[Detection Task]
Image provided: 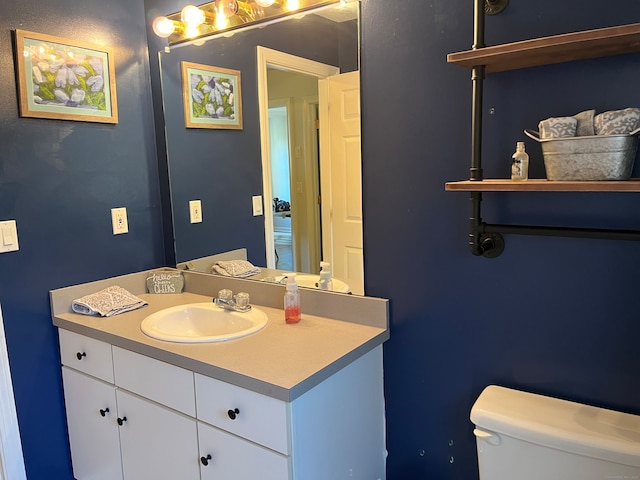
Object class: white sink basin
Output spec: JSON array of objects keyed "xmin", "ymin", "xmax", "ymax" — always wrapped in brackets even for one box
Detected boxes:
[
  {"xmin": 272, "ymin": 274, "xmax": 350, "ymax": 293},
  {"xmin": 141, "ymin": 302, "xmax": 268, "ymax": 343}
]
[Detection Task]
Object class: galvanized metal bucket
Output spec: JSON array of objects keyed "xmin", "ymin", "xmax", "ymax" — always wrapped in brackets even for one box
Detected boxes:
[{"xmin": 524, "ymin": 127, "xmax": 640, "ymax": 181}]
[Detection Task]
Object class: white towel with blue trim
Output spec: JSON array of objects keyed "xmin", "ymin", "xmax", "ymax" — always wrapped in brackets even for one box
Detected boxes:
[
  {"xmin": 212, "ymin": 260, "xmax": 261, "ymax": 278},
  {"xmin": 72, "ymin": 286, "xmax": 148, "ymax": 317}
]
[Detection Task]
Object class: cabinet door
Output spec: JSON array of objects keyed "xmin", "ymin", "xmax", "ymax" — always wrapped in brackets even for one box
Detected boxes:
[
  {"xmin": 198, "ymin": 422, "xmax": 289, "ymax": 480},
  {"xmin": 116, "ymin": 389, "xmax": 199, "ymax": 480},
  {"xmin": 61, "ymin": 367, "xmax": 123, "ymax": 480}
]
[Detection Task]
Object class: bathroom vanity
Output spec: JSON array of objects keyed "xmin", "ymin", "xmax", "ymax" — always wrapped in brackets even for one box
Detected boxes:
[{"xmin": 50, "ymin": 269, "xmax": 389, "ymax": 480}]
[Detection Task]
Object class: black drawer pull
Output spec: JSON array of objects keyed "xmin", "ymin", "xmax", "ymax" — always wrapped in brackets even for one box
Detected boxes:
[{"xmin": 227, "ymin": 408, "xmax": 240, "ymax": 420}]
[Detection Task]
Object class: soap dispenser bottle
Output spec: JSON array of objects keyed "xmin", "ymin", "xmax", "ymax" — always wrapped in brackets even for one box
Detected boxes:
[
  {"xmin": 318, "ymin": 262, "xmax": 333, "ymax": 291},
  {"xmin": 284, "ymin": 274, "xmax": 301, "ymax": 324},
  {"xmin": 511, "ymin": 141, "xmax": 529, "ymax": 181}
]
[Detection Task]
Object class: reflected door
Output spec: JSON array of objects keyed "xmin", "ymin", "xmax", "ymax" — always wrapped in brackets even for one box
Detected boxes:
[{"xmin": 320, "ymin": 71, "xmax": 363, "ymax": 295}]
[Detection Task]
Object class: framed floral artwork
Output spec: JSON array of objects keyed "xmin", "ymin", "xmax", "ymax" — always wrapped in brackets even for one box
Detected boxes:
[
  {"xmin": 181, "ymin": 61, "xmax": 242, "ymax": 130},
  {"xmin": 14, "ymin": 30, "xmax": 118, "ymax": 124}
]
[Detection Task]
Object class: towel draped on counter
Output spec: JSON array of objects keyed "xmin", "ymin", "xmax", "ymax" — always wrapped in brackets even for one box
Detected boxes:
[{"xmin": 71, "ymin": 286, "xmax": 148, "ymax": 317}]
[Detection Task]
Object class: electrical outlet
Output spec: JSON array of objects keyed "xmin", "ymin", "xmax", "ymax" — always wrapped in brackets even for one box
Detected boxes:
[
  {"xmin": 189, "ymin": 200, "xmax": 203, "ymax": 223},
  {"xmin": 111, "ymin": 207, "xmax": 128, "ymax": 235}
]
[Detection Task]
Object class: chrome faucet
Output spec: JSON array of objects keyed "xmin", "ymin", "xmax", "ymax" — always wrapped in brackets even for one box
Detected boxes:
[{"xmin": 213, "ymin": 289, "xmax": 252, "ymax": 312}]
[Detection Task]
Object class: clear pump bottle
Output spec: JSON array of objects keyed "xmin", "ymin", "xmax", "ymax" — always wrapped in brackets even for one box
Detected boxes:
[
  {"xmin": 511, "ymin": 141, "xmax": 529, "ymax": 181},
  {"xmin": 284, "ymin": 274, "xmax": 301, "ymax": 324},
  {"xmin": 318, "ymin": 262, "xmax": 333, "ymax": 291}
]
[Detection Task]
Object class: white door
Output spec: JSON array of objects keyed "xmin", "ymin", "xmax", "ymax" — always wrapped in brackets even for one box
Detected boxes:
[
  {"xmin": 319, "ymin": 71, "xmax": 364, "ymax": 295},
  {"xmin": 61, "ymin": 367, "xmax": 123, "ymax": 480},
  {"xmin": 116, "ymin": 389, "xmax": 199, "ymax": 480}
]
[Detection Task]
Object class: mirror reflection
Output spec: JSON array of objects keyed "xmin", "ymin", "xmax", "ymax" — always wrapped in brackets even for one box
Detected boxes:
[{"xmin": 159, "ymin": 1, "xmax": 363, "ymax": 294}]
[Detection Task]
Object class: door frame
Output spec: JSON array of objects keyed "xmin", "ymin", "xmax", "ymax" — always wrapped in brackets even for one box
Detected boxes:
[
  {"xmin": 0, "ymin": 303, "xmax": 26, "ymax": 480},
  {"xmin": 257, "ymin": 46, "xmax": 339, "ymax": 269}
]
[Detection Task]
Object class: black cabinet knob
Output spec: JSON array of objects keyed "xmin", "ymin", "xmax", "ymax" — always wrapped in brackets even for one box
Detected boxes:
[
  {"xmin": 117, "ymin": 416, "xmax": 127, "ymax": 426},
  {"xmin": 99, "ymin": 408, "xmax": 110, "ymax": 417},
  {"xmin": 227, "ymin": 408, "xmax": 240, "ymax": 420},
  {"xmin": 76, "ymin": 352, "xmax": 86, "ymax": 360},
  {"xmin": 200, "ymin": 454, "xmax": 212, "ymax": 466}
]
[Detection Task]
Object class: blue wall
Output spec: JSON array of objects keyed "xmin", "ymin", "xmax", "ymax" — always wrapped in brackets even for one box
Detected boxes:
[
  {"xmin": 361, "ymin": 1, "xmax": 640, "ymax": 478},
  {"xmin": 0, "ymin": 0, "xmax": 165, "ymax": 478},
  {"xmin": 1, "ymin": 0, "xmax": 640, "ymax": 479}
]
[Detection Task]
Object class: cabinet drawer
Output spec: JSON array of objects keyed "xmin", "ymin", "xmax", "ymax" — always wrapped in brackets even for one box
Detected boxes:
[
  {"xmin": 195, "ymin": 374, "xmax": 289, "ymax": 455},
  {"xmin": 198, "ymin": 421, "xmax": 289, "ymax": 480},
  {"xmin": 59, "ymin": 329, "xmax": 114, "ymax": 383},
  {"xmin": 113, "ymin": 346, "xmax": 195, "ymax": 417}
]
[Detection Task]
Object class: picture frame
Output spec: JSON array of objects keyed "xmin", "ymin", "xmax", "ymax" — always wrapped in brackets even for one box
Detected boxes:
[
  {"xmin": 14, "ymin": 30, "xmax": 118, "ymax": 124},
  {"xmin": 181, "ymin": 61, "xmax": 242, "ymax": 130}
]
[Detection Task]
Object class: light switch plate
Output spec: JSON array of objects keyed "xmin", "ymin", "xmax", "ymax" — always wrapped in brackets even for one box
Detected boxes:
[
  {"xmin": 111, "ymin": 207, "xmax": 128, "ymax": 235},
  {"xmin": 252, "ymin": 195, "xmax": 263, "ymax": 216},
  {"xmin": 0, "ymin": 220, "xmax": 19, "ymax": 253},
  {"xmin": 189, "ymin": 200, "xmax": 203, "ymax": 223}
]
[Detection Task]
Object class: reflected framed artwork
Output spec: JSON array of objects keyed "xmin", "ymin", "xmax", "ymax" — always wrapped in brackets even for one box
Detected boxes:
[
  {"xmin": 14, "ymin": 30, "xmax": 118, "ymax": 124},
  {"xmin": 181, "ymin": 61, "xmax": 243, "ymax": 130}
]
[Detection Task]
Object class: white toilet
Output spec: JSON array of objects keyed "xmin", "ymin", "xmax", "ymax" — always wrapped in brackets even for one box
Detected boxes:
[{"xmin": 471, "ymin": 385, "xmax": 640, "ymax": 479}]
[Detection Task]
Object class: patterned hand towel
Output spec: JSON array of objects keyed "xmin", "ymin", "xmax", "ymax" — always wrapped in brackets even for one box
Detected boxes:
[
  {"xmin": 72, "ymin": 286, "xmax": 148, "ymax": 317},
  {"xmin": 212, "ymin": 260, "xmax": 261, "ymax": 278}
]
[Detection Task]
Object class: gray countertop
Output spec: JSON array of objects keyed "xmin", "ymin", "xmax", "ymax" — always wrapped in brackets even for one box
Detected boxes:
[{"xmin": 51, "ymin": 269, "xmax": 389, "ymax": 401}]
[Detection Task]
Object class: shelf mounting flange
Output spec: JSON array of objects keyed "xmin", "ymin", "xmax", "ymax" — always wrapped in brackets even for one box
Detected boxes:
[{"xmin": 485, "ymin": 0, "xmax": 509, "ymax": 15}]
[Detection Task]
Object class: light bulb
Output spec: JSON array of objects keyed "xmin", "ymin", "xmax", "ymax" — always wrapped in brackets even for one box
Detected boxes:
[
  {"xmin": 214, "ymin": 0, "xmax": 239, "ymax": 17},
  {"xmin": 152, "ymin": 16, "xmax": 177, "ymax": 38},
  {"xmin": 254, "ymin": 0, "xmax": 275, "ymax": 6},
  {"xmin": 181, "ymin": 5, "xmax": 206, "ymax": 26},
  {"xmin": 286, "ymin": 0, "xmax": 299, "ymax": 11}
]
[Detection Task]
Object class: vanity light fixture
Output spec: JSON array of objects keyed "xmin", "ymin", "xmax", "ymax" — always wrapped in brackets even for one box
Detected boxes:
[{"xmin": 152, "ymin": 0, "xmax": 347, "ymax": 46}]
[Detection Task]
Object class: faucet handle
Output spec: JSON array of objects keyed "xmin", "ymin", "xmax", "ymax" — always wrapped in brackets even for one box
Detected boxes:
[
  {"xmin": 234, "ymin": 292, "xmax": 250, "ymax": 308},
  {"xmin": 217, "ymin": 289, "xmax": 233, "ymax": 301}
]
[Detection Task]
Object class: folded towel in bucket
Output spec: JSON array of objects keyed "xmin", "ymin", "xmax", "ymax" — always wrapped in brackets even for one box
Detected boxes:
[
  {"xmin": 594, "ymin": 107, "xmax": 640, "ymax": 135},
  {"xmin": 538, "ymin": 116, "xmax": 577, "ymax": 139},
  {"xmin": 212, "ymin": 260, "xmax": 261, "ymax": 278},
  {"xmin": 72, "ymin": 286, "xmax": 147, "ymax": 317}
]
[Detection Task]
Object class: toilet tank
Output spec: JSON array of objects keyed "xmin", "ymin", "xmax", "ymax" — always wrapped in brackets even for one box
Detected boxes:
[{"xmin": 471, "ymin": 385, "xmax": 640, "ymax": 480}]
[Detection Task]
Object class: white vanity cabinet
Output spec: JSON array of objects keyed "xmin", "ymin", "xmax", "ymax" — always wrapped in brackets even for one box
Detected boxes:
[{"xmin": 59, "ymin": 328, "xmax": 386, "ymax": 480}]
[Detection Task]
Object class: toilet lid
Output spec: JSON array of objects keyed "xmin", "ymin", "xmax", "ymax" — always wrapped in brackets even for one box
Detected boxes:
[{"xmin": 471, "ymin": 385, "xmax": 640, "ymax": 468}]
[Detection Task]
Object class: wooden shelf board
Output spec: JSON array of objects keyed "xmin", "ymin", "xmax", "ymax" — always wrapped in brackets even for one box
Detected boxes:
[
  {"xmin": 447, "ymin": 23, "xmax": 640, "ymax": 72},
  {"xmin": 445, "ymin": 179, "xmax": 640, "ymax": 192}
]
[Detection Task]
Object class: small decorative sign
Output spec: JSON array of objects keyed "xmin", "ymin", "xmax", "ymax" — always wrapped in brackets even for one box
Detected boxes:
[{"xmin": 146, "ymin": 271, "xmax": 184, "ymax": 294}]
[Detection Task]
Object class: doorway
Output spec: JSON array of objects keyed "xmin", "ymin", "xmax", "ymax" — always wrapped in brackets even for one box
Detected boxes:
[
  {"xmin": 268, "ymin": 101, "xmax": 293, "ymax": 271},
  {"xmin": 257, "ymin": 47, "xmax": 364, "ymax": 293},
  {"xmin": 257, "ymin": 47, "xmax": 338, "ymax": 274}
]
